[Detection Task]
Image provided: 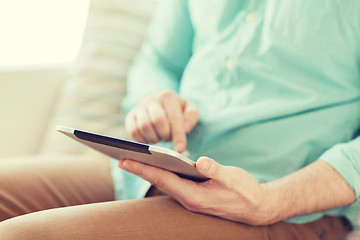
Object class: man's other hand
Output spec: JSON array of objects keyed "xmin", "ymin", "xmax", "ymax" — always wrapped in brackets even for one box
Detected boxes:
[
  {"xmin": 119, "ymin": 157, "xmax": 274, "ymax": 225},
  {"xmin": 125, "ymin": 90, "xmax": 199, "ymax": 153}
]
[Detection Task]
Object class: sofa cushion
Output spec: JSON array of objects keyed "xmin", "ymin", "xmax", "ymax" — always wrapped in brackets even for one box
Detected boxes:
[{"xmin": 41, "ymin": 0, "xmax": 157, "ymax": 154}]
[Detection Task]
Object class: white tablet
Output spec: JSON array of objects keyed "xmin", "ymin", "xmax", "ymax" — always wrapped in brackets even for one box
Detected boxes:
[{"xmin": 56, "ymin": 126, "xmax": 208, "ymax": 182}]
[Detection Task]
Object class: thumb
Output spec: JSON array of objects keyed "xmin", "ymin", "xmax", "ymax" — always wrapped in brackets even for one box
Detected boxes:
[{"xmin": 196, "ymin": 157, "xmax": 224, "ymax": 179}]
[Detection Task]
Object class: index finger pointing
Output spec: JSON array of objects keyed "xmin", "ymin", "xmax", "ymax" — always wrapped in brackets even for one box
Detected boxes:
[{"xmin": 162, "ymin": 97, "xmax": 187, "ymax": 153}]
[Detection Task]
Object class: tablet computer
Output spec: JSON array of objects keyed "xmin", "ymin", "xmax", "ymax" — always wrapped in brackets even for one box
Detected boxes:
[{"xmin": 56, "ymin": 126, "xmax": 209, "ymax": 182}]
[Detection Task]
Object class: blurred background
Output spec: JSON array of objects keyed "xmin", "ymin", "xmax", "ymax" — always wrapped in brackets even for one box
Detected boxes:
[
  {"xmin": 0, "ymin": 0, "xmax": 89, "ymax": 70},
  {"xmin": 0, "ymin": 0, "xmax": 158, "ymax": 158}
]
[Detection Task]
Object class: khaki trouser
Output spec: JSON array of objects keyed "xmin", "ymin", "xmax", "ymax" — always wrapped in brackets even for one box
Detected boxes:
[{"xmin": 0, "ymin": 154, "xmax": 349, "ymax": 239}]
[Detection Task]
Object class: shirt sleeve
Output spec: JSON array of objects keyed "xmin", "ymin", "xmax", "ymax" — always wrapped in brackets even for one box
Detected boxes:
[
  {"xmin": 122, "ymin": 0, "xmax": 193, "ymax": 114},
  {"xmin": 319, "ymin": 136, "xmax": 360, "ymax": 200}
]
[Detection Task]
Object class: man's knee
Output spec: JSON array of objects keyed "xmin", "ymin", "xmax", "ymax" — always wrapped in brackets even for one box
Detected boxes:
[{"xmin": 0, "ymin": 212, "xmax": 53, "ymax": 240}]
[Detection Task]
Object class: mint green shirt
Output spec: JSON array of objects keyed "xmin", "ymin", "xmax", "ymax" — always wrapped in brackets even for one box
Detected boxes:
[{"xmin": 112, "ymin": 0, "xmax": 360, "ymax": 225}]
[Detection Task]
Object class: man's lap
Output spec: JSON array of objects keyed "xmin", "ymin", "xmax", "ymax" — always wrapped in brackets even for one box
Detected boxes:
[
  {"xmin": 0, "ymin": 154, "xmax": 114, "ymax": 222},
  {"xmin": 0, "ymin": 196, "xmax": 348, "ymax": 240},
  {"xmin": 0, "ymin": 155, "xmax": 349, "ymax": 239}
]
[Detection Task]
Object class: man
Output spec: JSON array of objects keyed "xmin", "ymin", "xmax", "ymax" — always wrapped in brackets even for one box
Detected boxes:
[
  {"xmin": 0, "ymin": 0, "xmax": 359, "ymax": 239},
  {"xmin": 118, "ymin": 0, "xmax": 360, "ymax": 237}
]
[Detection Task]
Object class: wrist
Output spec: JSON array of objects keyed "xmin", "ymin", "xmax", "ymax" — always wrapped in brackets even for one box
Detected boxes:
[{"xmin": 258, "ymin": 183, "xmax": 282, "ymax": 225}]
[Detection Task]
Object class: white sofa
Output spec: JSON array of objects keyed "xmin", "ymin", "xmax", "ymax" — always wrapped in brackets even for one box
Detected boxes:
[{"xmin": 0, "ymin": 0, "xmax": 156, "ymax": 158}]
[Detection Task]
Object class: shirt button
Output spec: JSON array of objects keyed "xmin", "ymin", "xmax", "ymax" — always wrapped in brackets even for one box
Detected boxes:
[
  {"xmin": 245, "ymin": 12, "xmax": 256, "ymax": 23},
  {"xmin": 225, "ymin": 58, "xmax": 234, "ymax": 70},
  {"xmin": 207, "ymin": 104, "xmax": 217, "ymax": 112}
]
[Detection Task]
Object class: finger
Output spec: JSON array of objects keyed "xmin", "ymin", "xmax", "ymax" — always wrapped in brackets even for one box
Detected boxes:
[
  {"xmin": 196, "ymin": 157, "xmax": 225, "ymax": 180},
  {"xmin": 119, "ymin": 159, "xmax": 197, "ymax": 199},
  {"xmin": 125, "ymin": 113, "xmax": 147, "ymax": 143},
  {"xmin": 183, "ymin": 102, "xmax": 199, "ymax": 133},
  {"xmin": 135, "ymin": 109, "xmax": 161, "ymax": 143},
  {"xmin": 147, "ymin": 103, "xmax": 171, "ymax": 141},
  {"xmin": 162, "ymin": 97, "xmax": 187, "ymax": 153}
]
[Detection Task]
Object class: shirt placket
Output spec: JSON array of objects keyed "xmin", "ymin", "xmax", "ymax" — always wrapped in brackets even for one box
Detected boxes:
[{"xmin": 213, "ymin": 1, "xmax": 262, "ymax": 111}]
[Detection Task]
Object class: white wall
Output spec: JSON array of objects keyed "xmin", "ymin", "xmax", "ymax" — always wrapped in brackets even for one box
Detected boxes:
[{"xmin": 0, "ymin": 0, "xmax": 89, "ymax": 70}]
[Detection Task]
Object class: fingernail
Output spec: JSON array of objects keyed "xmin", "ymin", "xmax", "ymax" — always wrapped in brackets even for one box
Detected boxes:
[
  {"xmin": 175, "ymin": 143, "xmax": 185, "ymax": 153},
  {"xmin": 121, "ymin": 160, "xmax": 130, "ymax": 170}
]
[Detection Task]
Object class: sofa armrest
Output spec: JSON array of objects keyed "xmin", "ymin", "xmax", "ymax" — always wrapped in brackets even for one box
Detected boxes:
[{"xmin": 0, "ymin": 69, "xmax": 67, "ymax": 157}]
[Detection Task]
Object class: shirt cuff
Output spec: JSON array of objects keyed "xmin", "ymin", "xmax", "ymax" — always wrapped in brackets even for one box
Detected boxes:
[{"xmin": 319, "ymin": 137, "xmax": 360, "ymax": 200}]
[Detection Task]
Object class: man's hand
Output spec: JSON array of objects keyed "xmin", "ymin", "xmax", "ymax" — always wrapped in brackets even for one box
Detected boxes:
[
  {"xmin": 125, "ymin": 90, "xmax": 199, "ymax": 153},
  {"xmin": 118, "ymin": 157, "xmax": 274, "ymax": 225}
]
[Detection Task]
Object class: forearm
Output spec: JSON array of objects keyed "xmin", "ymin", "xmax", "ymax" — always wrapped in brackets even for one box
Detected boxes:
[
  {"xmin": 123, "ymin": 0, "xmax": 193, "ymax": 113},
  {"xmin": 262, "ymin": 160, "xmax": 356, "ymax": 224}
]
